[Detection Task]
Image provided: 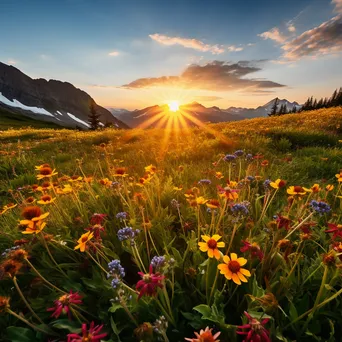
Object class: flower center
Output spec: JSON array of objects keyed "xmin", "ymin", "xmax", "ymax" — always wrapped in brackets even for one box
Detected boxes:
[
  {"xmin": 58, "ymin": 294, "xmax": 70, "ymax": 305},
  {"xmin": 22, "ymin": 206, "xmax": 41, "ymax": 220},
  {"xmin": 228, "ymin": 260, "xmax": 241, "ymax": 273},
  {"xmin": 142, "ymin": 274, "xmax": 151, "ymax": 283},
  {"xmin": 81, "ymin": 236, "xmax": 89, "ymax": 243},
  {"xmin": 40, "ymin": 167, "xmax": 53, "ymax": 175},
  {"xmin": 294, "ymin": 186, "xmax": 304, "ymax": 193},
  {"xmin": 207, "ymin": 239, "xmax": 217, "ymax": 249}
]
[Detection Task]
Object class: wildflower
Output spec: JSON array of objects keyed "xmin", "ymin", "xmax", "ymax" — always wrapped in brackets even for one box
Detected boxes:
[
  {"xmin": 0, "ymin": 297, "xmax": 10, "ymax": 313},
  {"xmin": 117, "ymin": 227, "xmax": 140, "ymax": 242},
  {"xmin": 304, "ymin": 183, "xmax": 321, "ymax": 193},
  {"xmin": 332, "ymin": 242, "xmax": 342, "ymax": 261},
  {"xmin": 142, "ymin": 217, "xmax": 152, "ymax": 230},
  {"xmin": 195, "ymin": 196, "xmax": 208, "ymax": 205},
  {"xmin": 198, "ymin": 179, "xmax": 211, "ymax": 185},
  {"xmin": 185, "ymin": 326, "xmax": 221, "ymax": 342},
  {"xmin": 113, "ymin": 167, "xmax": 128, "ymax": 177},
  {"xmin": 278, "ymin": 239, "xmax": 291, "ymax": 249},
  {"xmin": 99, "ymin": 178, "xmax": 112, "ymax": 186},
  {"xmin": 198, "ymin": 235, "xmax": 225, "ymax": 259},
  {"xmin": 1, "ymin": 203, "xmax": 17, "ymax": 214},
  {"xmin": 310, "ymin": 200, "xmax": 331, "ymax": 215},
  {"xmin": 231, "ymin": 202, "xmax": 250, "ymax": 217},
  {"xmin": 246, "ymin": 153, "xmax": 253, "ymax": 160},
  {"xmin": 133, "ymin": 192, "xmax": 146, "ymax": 205},
  {"xmin": 56, "ymin": 184, "xmax": 73, "ymax": 194},
  {"xmin": 20, "ymin": 206, "xmax": 49, "ymax": 234},
  {"xmin": 85, "ymin": 224, "xmax": 105, "ymax": 240},
  {"xmin": 67, "ymin": 322, "xmax": 107, "ymax": 342},
  {"xmin": 323, "ymin": 251, "xmax": 336, "ymax": 267},
  {"xmin": 223, "ymin": 154, "xmax": 236, "ymax": 162},
  {"xmin": 240, "ymin": 240, "xmax": 263, "ymax": 261},
  {"xmin": 74, "ymin": 232, "xmax": 94, "ymax": 252},
  {"xmin": 215, "ymin": 172, "xmax": 224, "ymax": 179},
  {"xmin": 90, "ymin": 213, "xmax": 107, "ymax": 225},
  {"xmin": 37, "ymin": 194, "xmax": 56, "ymax": 205},
  {"xmin": 170, "ymin": 199, "xmax": 180, "ymax": 209},
  {"xmin": 25, "ymin": 196, "xmax": 36, "ymax": 204},
  {"xmin": 36, "ymin": 166, "xmax": 58, "ymax": 180},
  {"xmin": 69, "ymin": 175, "xmax": 83, "ymax": 182},
  {"xmin": 261, "ymin": 160, "xmax": 269, "ymax": 167},
  {"xmin": 37, "ymin": 181, "xmax": 53, "ymax": 192},
  {"xmin": 206, "ymin": 199, "xmax": 220, "ymax": 209},
  {"xmin": 325, "ymin": 223, "xmax": 342, "ymax": 240},
  {"xmin": 108, "ymin": 260, "xmax": 125, "ymax": 289},
  {"xmin": 287, "ymin": 186, "xmax": 306, "ymax": 197},
  {"xmin": 326, "ymin": 184, "xmax": 334, "ymax": 191},
  {"xmin": 335, "ymin": 171, "xmax": 342, "ymax": 182},
  {"xmin": 134, "ymin": 322, "xmax": 154, "ymax": 341},
  {"xmin": 218, "ymin": 186, "xmax": 239, "ymax": 201},
  {"xmin": 35, "ymin": 163, "xmax": 51, "ymax": 171},
  {"xmin": 136, "ymin": 265, "xmax": 164, "ymax": 299},
  {"xmin": 234, "ymin": 150, "xmax": 244, "ymax": 157},
  {"xmin": 150, "ymin": 256, "xmax": 166, "ymax": 271},
  {"xmin": 263, "ymin": 179, "xmax": 271, "ymax": 188},
  {"xmin": 270, "ymin": 179, "xmax": 287, "ymax": 189},
  {"xmin": 116, "ymin": 212, "xmax": 128, "ymax": 221},
  {"xmin": 0, "ymin": 260, "xmax": 23, "ymax": 279},
  {"xmin": 153, "ymin": 315, "xmax": 168, "ymax": 335},
  {"xmin": 276, "ymin": 215, "xmax": 292, "ymax": 230},
  {"xmin": 218, "ymin": 253, "xmax": 251, "ymax": 285},
  {"xmin": 237, "ymin": 311, "xmax": 270, "ymax": 342},
  {"xmin": 246, "ymin": 175, "xmax": 255, "ymax": 182},
  {"xmin": 47, "ymin": 290, "xmax": 82, "ymax": 319},
  {"xmin": 145, "ymin": 164, "xmax": 156, "ymax": 174},
  {"xmin": 173, "ymin": 186, "xmax": 183, "ymax": 191}
]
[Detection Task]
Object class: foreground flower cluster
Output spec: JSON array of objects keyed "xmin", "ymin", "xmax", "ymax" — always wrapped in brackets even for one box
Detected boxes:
[{"xmin": 0, "ymin": 147, "xmax": 341, "ymax": 342}]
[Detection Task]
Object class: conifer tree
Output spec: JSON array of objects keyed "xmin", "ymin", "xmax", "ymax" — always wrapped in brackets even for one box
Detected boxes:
[
  {"xmin": 88, "ymin": 101, "xmax": 101, "ymax": 130},
  {"xmin": 268, "ymin": 97, "xmax": 279, "ymax": 116}
]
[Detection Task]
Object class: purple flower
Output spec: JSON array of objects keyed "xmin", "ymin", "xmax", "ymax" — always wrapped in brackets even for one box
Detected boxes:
[
  {"xmin": 310, "ymin": 200, "xmax": 331, "ymax": 215},
  {"xmin": 116, "ymin": 212, "xmax": 128, "ymax": 220},
  {"xmin": 198, "ymin": 179, "xmax": 211, "ymax": 185},
  {"xmin": 234, "ymin": 150, "xmax": 244, "ymax": 157},
  {"xmin": 224, "ymin": 154, "xmax": 237, "ymax": 162},
  {"xmin": 117, "ymin": 227, "xmax": 140, "ymax": 242}
]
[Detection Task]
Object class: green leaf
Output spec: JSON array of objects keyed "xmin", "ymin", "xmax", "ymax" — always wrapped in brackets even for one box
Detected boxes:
[
  {"xmin": 193, "ymin": 304, "xmax": 211, "ymax": 317},
  {"xmin": 6, "ymin": 327, "xmax": 37, "ymax": 342},
  {"xmin": 288, "ymin": 302, "xmax": 298, "ymax": 321},
  {"xmin": 108, "ymin": 302, "xmax": 124, "ymax": 313},
  {"xmin": 110, "ymin": 316, "xmax": 122, "ymax": 342},
  {"xmin": 52, "ymin": 319, "xmax": 81, "ymax": 333}
]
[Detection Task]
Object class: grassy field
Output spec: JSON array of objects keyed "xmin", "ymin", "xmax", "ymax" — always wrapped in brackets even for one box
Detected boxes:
[{"xmin": 0, "ymin": 107, "xmax": 341, "ymax": 342}]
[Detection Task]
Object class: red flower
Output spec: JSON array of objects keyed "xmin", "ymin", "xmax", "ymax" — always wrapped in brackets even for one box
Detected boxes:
[
  {"xmin": 47, "ymin": 290, "xmax": 82, "ymax": 319},
  {"xmin": 240, "ymin": 240, "xmax": 264, "ymax": 261},
  {"xmin": 67, "ymin": 322, "xmax": 107, "ymax": 342},
  {"xmin": 276, "ymin": 214, "xmax": 292, "ymax": 230},
  {"xmin": 332, "ymin": 242, "xmax": 342, "ymax": 261},
  {"xmin": 90, "ymin": 213, "xmax": 107, "ymax": 225},
  {"xmin": 136, "ymin": 265, "xmax": 164, "ymax": 300},
  {"xmin": 85, "ymin": 224, "xmax": 105, "ymax": 240},
  {"xmin": 237, "ymin": 311, "xmax": 270, "ymax": 342},
  {"xmin": 325, "ymin": 223, "xmax": 342, "ymax": 240}
]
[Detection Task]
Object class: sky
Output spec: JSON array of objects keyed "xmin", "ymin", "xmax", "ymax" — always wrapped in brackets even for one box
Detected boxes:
[{"xmin": 1, "ymin": 0, "xmax": 342, "ymax": 110}]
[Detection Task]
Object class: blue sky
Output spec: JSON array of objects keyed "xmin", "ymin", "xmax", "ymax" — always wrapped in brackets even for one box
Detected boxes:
[{"xmin": 1, "ymin": 0, "xmax": 342, "ymax": 109}]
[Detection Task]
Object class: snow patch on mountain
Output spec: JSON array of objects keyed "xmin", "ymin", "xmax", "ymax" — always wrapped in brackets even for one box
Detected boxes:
[{"xmin": 67, "ymin": 112, "xmax": 90, "ymax": 128}]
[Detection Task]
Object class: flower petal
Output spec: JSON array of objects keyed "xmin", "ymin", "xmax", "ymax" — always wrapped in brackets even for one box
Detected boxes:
[
  {"xmin": 240, "ymin": 268, "xmax": 251, "ymax": 277},
  {"xmin": 217, "ymin": 241, "xmax": 225, "ymax": 248},
  {"xmin": 212, "ymin": 234, "xmax": 222, "ymax": 241},
  {"xmin": 237, "ymin": 272, "xmax": 248, "ymax": 282},
  {"xmin": 208, "ymin": 249, "xmax": 214, "ymax": 258},
  {"xmin": 213, "ymin": 249, "xmax": 221, "ymax": 260},
  {"xmin": 237, "ymin": 257, "xmax": 247, "ymax": 266},
  {"xmin": 232, "ymin": 273, "xmax": 241, "ymax": 285},
  {"xmin": 223, "ymin": 255, "xmax": 230, "ymax": 264},
  {"xmin": 230, "ymin": 253, "xmax": 238, "ymax": 260},
  {"xmin": 201, "ymin": 235, "xmax": 210, "ymax": 242}
]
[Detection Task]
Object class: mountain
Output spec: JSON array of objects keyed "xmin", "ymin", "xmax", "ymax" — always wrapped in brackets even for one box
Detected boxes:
[
  {"xmin": 109, "ymin": 99, "xmax": 301, "ymax": 128},
  {"xmin": 0, "ymin": 62, "xmax": 128, "ymax": 129}
]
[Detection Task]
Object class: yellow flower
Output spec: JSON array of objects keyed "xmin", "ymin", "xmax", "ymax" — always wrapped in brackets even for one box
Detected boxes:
[
  {"xmin": 336, "ymin": 172, "xmax": 342, "ymax": 182},
  {"xmin": 303, "ymin": 184, "xmax": 321, "ymax": 193},
  {"xmin": 20, "ymin": 206, "xmax": 49, "ymax": 234},
  {"xmin": 215, "ymin": 172, "xmax": 224, "ymax": 179},
  {"xmin": 287, "ymin": 186, "xmax": 307, "ymax": 196},
  {"xmin": 206, "ymin": 199, "xmax": 220, "ymax": 209},
  {"xmin": 56, "ymin": 184, "xmax": 73, "ymax": 194},
  {"xmin": 145, "ymin": 164, "xmax": 156, "ymax": 174},
  {"xmin": 270, "ymin": 179, "xmax": 286, "ymax": 189},
  {"xmin": 113, "ymin": 167, "xmax": 128, "ymax": 177},
  {"xmin": 1, "ymin": 203, "xmax": 17, "ymax": 214},
  {"xmin": 68, "ymin": 176, "xmax": 83, "ymax": 182},
  {"xmin": 74, "ymin": 232, "xmax": 94, "ymax": 252},
  {"xmin": 217, "ymin": 253, "xmax": 251, "ymax": 285},
  {"xmin": 198, "ymin": 235, "xmax": 225, "ymax": 259},
  {"xmin": 227, "ymin": 180, "xmax": 238, "ymax": 188},
  {"xmin": 196, "ymin": 196, "xmax": 208, "ymax": 205},
  {"xmin": 99, "ymin": 178, "xmax": 112, "ymax": 186},
  {"xmin": 173, "ymin": 186, "xmax": 183, "ymax": 191},
  {"xmin": 326, "ymin": 184, "xmax": 334, "ymax": 191},
  {"xmin": 37, "ymin": 195, "xmax": 56, "ymax": 205},
  {"xmin": 35, "ymin": 163, "xmax": 51, "ymax": 171},
  {"xmin": 36, "ymin": 166, "xmax": 58, "ymax": 180}
]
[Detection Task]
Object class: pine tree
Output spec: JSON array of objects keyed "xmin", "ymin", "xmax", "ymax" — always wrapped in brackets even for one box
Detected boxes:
[
  {"xmin": 268, "ymin": 97, "xmax": 279, "ymax": 116},
  {"xmin": 88, "ymin": 101, "xmax": 101, "ymax": 130},
  {"xmin": 291, "ymin": 106, "xmax": 297, "ymax": 113}
]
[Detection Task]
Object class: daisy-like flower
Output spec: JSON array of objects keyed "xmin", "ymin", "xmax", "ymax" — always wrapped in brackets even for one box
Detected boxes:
[
  {"xmin": 0, "ymin": 297, "xmax": 10, "ymax": 313},
  {"xmin": 1, "ymin": 202, "xmax": 17, "ymax": 214},
  {"xmin": 0, "ymin": 260, "xmax": 23, "ymax": 279},
  {"xmin": 185, "ymin": 326, "xmax": 221, "ymax": 342},
  {"xmin": 304, "ymin": 183, "xmax": 321, "ymax": 193},
  {"xmin": 67, "ymin": 322, "xmax": 107, "ymax": 342},
  {"xmin": 206, "ymin": 199, "xmax": 220, "ymax": 209},
  {"xmin": 325, "ymin": 223, "xmax": 342, "ymax": 240},
  {"xmin": 113, "ymin": 167, "xmax": 128, "ymax": 177},
  {"xmin": 287, "ymin": 186, "xmax": 306, "ymax": 197},
  {"xmin": 99, "ymin": 178, "xmax": 112, "ymax": 186},
  {"xmin": 145, "ymin": 164, "xmax": 156, "ymax": 174},
  {"xmin": 136, "ymin": 265, "xmax": 164, "ymax": 299},
  {"xmin": 240, "ymin": 240, "xmax": 263, "ymax": 261},
  {"xmin": 74, "ymin": 232, "xmax": 94, "ymax": 252},
  {"xmin": 217, "ymin": 253, "xmax": 251, "ymax": 285},
  {"xmin": 47, "ymin": 290, "xmax": 83, "ymax": 319},
  {"xmin": 36, "ymin": 166, "xmax": 58, "ymax": 180},
  {"xmin": 173, "ymin": 186, "xmax": 183, "ymax": 191},
  {"xmin": 198, "ymin": 235, "xmax": 225, "ymax": 260},
  {"xmin": 35, "ymin": 163, "xmax": 51, "ymax": 171},
  {"xmin": 326, "ymin": 184, "xmax": 334, "ymax": 191},
  {"xmin": 215, "ymin": 172, "xmax": 224, "ymax": 179},
  {"xmin": 269, "ymin": 179, "xmax": 286, "ymax": 189},
  {"xmin": 218, "ymin": 187, "xmax": 239, "ymax": 201},
  {"xmin": 69, "ymin": 175, "xmax": 83, "ymax": 182},
  {"xmin": 24, "ymin": 196, "xmax": 36, "ymax": 204},
  {"xmin": 37, "ymin": 195, "xmax": 56, "ymax": 205},
  {"xmin": 335, "ymin": 171, "xmax": 342, "ymax": 182},
  {"xmin": 37, "ymin": 181, "xmax": 54, "ymax": 192},
  {"xmin": 237, "ymin": 311, "xmax": 270, "ymax": 342},
  {"xmin": 56, "ymin": 184, "xmax": 73, "ymax": 194},
  {"xmin": 20, "ymin": 206, "xmax": 49, "ymax": 234},
  {"xmin": 195, "ymin": 196, "xmax": 208, "ymax": 205}
]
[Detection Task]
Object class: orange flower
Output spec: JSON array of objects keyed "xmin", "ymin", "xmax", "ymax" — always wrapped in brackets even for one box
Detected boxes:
[
  {"xmin": 287, "ymin": 186, "xmax": 306, "ymax": 197},
  {"xmin": 326, "ymin": 184, "xmax": 334, "ymax": 191},
  {"xmin": 99, "ymin": 178, "xmax": 112, "ymax": 186},
  {"xmin": 335, "ymin": 171, "xmax": 342, "ymax": 182},
  {"xmin": 215, "ymin": 172, "xmax": 224, "ymax": 179},
  {"xmin": 218, "ymin": 253, "xmax": 251, "ymax": 285},
  {"xmin": 20, "ymin": 206, "xmax": 49, "ymax": 234},
  {"xmin": 303, "ymin": 184, "xmax": 321, "ymax": 193},
  {"xmin": 36, "ymin": 166, "xmax": 58, "ymax": 180},
  {"xmin": 144, "ymin": 164, "xmax": 156, "ymax": 174},
  {"xmin": 1, "ymin": 202, "xmax": 17, "ymax": 214},
  {"xmin": 206, "ymin": 199, "xmax": 220, "ymax": 209},
  {"xmin": 198, "ymin": 235, "xmax": 225, "ymax": 259},
  {"xmin": 270, "ymin": 179, "xmax": 286, "ymax": 189},
  {"xmin": 69, "ymin": 175, "xmax": 83, "ymax": 182},
  {"xmin": 261, "ymin": 160, "xmax": 269, "ymax": 167},
  {"xmin": 37, "ymin": 195, "xmax": 56, "ymax": 205},
  {"xmin": 113, "ymin": 167, "xmax": 128, "ymax": 177},
  {"xmin": 74, "ymin": 232, "xmax": 94, "ymax": 252},
  {"xmin": 185, "ymin": 326, "xmax": 221, "ymax": 342}
]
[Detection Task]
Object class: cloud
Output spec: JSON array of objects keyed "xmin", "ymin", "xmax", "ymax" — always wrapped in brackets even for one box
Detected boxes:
[
  {"xmin": 108, "ymin": 51, "xmax": 120, "ymax": 56},
  {"xmin": 332, "ymin": 0, "xmax": 342, "ymax": 13},
  {"xmin": 258, "ymin": 27, "xmax": 288, "ymax": 43},
  {"xmin": 287, "ymin": 23, "xmax": 296, "ymax": 32},
  {"xmin": 7, "ymin": 59, "xmax": 18, "ymax": 65},
  {"xmin": 282, "ymin": 15, "xmax": 342, "ymax": 60},
  {"xmin": 149, "ymin": 33, "xmax": 225, "ymax": 54},
  {"xmin": 227, "ymin": 45, "xmax": 244, "ymax": 52},
  {"xmin": 193, "ymin": 96, "xmax": 224, "ymax": 102},
  {"xmin": 122, "ymin": 60, "xmax": 285, "ymax": 91}
]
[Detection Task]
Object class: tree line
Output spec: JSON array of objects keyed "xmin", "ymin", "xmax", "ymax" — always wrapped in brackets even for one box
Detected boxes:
[{"xmin": 268, "ymin": 87, "xmax": 342, "ymax": 116}]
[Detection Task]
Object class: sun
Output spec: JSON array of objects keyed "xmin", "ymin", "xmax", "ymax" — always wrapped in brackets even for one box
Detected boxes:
[{"xmin": 168, "ymin": 100, "xmax": 179, "ymax": 112}]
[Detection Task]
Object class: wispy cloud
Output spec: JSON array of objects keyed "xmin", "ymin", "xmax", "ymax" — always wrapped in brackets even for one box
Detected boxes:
[
  {"xmin": 287, "ymin": 23, "xmax": 296, "ymax": 32},
  {"xmin": 122, "ymin": 60, "xmax": 285, "ymax": 91},
  {"xmin": 108, "ymin": 51, "xmax": 120, "ymax": 56},
  {"xmin": 193, "ymin": 96, "xmax": 224, "ymax": 102},
  {"xmin": 332, "ymin": 0, "xmax": 342, "ymax": 13},
  {"xmin": 149, "ymin": 33, "xmax": 225, "ymax": 54},
  {"xmin": 258, "ymin": 27, "xmax": 288, "ymax": 44},
  {"xmin": 7, "ymin": 59, "xmax": 18, "ymax": 65}
]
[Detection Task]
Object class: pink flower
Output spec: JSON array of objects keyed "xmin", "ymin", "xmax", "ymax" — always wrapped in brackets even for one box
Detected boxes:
[
  {"xmin": 136, "ymin": 265, "xmax": 164, "ymax": 300},
  {"xmin": 47, "ymin": 290, "xmax": 82, "ymax": 319},
  {"xmin": 185, "ymin": 326, "xmax": 221, "ymax": 341},
  {"xmin": 85, "ymin": 224, "xmax": 105, "ymax": 240},
  {"xmin": 240, "ymin": 240, "xmax": 264, "ymax": 261},
  {"xmin": 67, "ymin": 322, "xmax": 107, "ymax": 342},
  {"xmin": 237, "ymin": 311, "xmax": 270, "ymax": 342}
]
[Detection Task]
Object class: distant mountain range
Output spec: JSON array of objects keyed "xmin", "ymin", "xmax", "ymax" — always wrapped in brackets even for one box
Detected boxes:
[
  {"xmin": 0, "ymin": 62, "xmax": 128, "ymax": 129},
  {"xmin": 109, "ymin": 99, "xmax": 301, "ymax": 128}
]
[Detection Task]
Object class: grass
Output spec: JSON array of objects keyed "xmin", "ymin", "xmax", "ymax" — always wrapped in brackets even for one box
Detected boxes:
[{"xmin": 0, "ymin": 107, "xmax": 341, "ymax": 342}]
